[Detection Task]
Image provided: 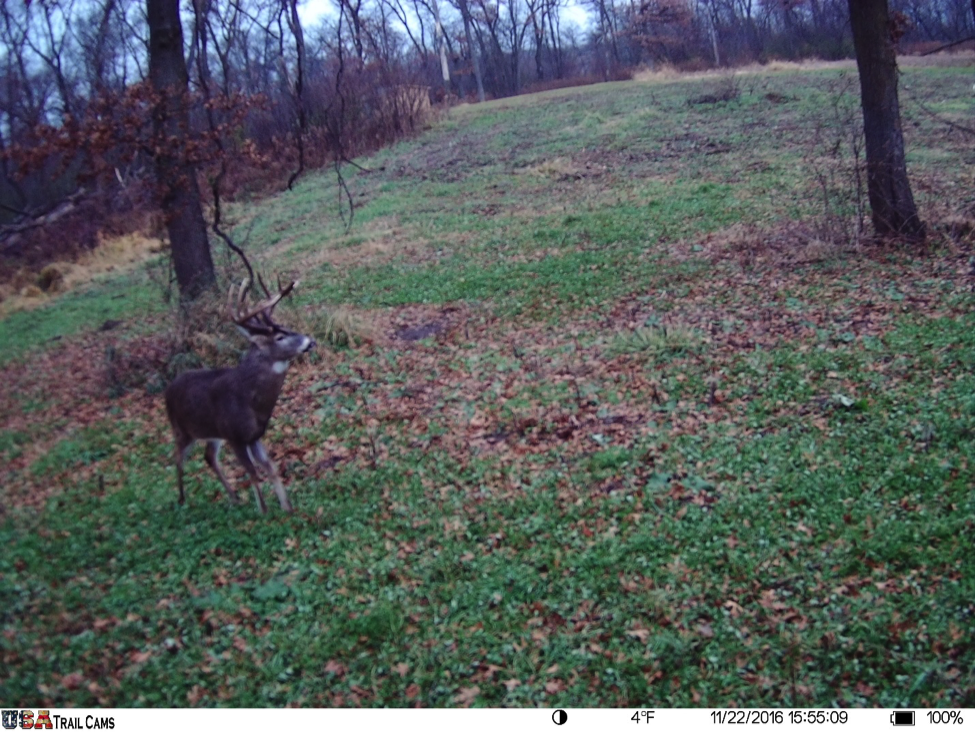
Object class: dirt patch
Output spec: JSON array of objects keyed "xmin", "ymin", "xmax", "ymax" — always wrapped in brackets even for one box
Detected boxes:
[
  {"xmin": 386, "ymin": 132, "xmax": 500, "ymax": 183},
  {"xmin": 395, "ymin": 321, "xmax": 449, "ymax": 341},
  {"xmin": 672, "ymin": 219, "xmax": 975, "ymax": 282},
  {"xmin": 670, "ymin": 222, "xmax": 854, "ymax": 270},
  {"xmin": 384, "ymin": 303, "xmax": 471, "ymax": 343}
]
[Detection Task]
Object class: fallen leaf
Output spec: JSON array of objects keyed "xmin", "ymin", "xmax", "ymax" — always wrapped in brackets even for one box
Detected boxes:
[
  {"xmin": 452, "ymin": 685, "xmax": 480, "ymax": 707},
  {"xmin": 626, "ymin": 628, "xmax": 651, "ymax": 642},
  {"xmin": 723, "ymin": 600, "xmax": 744, "ymax": 617},
  {"xmin": 480, "ymin": 663, "xmax": 502, "ymax": 680}
]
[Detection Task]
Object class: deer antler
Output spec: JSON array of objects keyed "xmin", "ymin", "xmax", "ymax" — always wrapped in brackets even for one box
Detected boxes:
[
  {"xmin": 229, "ymin": 277, "xmax": 300, "ymax": 327},
  {"xmin": 257, "ymin": 271, "xmax": 272, "ymax": 299},
  {"xmin": 261, "ymin": 278, "xmax": 297, "ymax": 319}
]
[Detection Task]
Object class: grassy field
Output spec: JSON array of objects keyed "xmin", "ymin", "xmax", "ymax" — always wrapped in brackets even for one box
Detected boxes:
[{"xmin": 1, "ymin": 62, "xmax": 974, "ymax": 708}]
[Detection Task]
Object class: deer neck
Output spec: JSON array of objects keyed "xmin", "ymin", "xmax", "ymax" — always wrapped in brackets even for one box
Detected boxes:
[{"xmin": 239, "ymin": 348, "xmax": 289, "ymax": 415}]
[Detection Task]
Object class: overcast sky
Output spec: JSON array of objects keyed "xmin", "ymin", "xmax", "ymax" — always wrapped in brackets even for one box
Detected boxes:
[{"xmin": 297, "ymin": 0, "xmax": 590, "ymax": 32}]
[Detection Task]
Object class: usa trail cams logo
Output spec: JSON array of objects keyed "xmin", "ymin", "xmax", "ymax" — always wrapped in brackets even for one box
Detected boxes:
[
  {"xmin": 2, "ymin": 709, "xmax": 115, "ymax": 730},
  {"xmin": 1, "ymin": 713, "xmax": 112, "ymax": 731},
  {"xmin": 2, "ymin": 711, "xmax": 53, "ymax": 730}
]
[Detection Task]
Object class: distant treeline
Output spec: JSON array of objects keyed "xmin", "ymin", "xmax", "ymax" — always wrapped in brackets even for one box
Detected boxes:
[{"xmin": 0, "ymin": 0, "xmax": 970, "ymax": 259}]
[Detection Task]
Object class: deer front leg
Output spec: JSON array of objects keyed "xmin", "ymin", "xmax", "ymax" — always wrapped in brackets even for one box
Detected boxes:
[
  {"xmin": 251, "ymin": 440, "xmax": 293, "ymax": 513},
  {"xmin": 205, "ymin": 440, "xmax": 240, "ymax": 505}
]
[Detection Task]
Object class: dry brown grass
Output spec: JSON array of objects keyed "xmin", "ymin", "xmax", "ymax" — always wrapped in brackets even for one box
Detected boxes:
[
  {"xmin": 898, "ymin": 51, "xmax": 975, "ymax": 68},
  {"xmin": 293, "ymin": 303, "xmax": 379, "ymax": 348},
  {"xmin": 268, "ymin": 216, "xmax": 434, "ymax": 274},
  {"xmin": 630, "ymin": 53, "xmax": 971, "ymax": 85},
  {"xmin": 522, "ymin": 157, "xmax": 587, "ymax": 180},
  {"xmin": 0, "ymin": 232, "xmax": 164, "ymax": 316},
  {"xmin": 631, "ymin": 59, "xmax": 858, "ymax": 84}
]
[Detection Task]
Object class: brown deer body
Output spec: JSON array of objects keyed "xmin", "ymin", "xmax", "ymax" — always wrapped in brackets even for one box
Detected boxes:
[{"xmin": 164, "ymin": 280, "xmax": 315, "ymax": 513}]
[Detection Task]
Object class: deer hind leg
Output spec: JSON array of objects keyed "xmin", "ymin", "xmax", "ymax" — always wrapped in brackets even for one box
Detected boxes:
[
  {"xmin": 231, "ymin": 442, "xmax": 268, "ymax": 514},
  {"xmin": 174, "ymin": 430, "xmax": 194, "ymax": 505},
  {"xmin": 205, "ymin": 440, "xmax": 240, "ymax": 506},
  {"xmin": 251, "ymin": 440, "xmax": 293, "ymax": 513}
]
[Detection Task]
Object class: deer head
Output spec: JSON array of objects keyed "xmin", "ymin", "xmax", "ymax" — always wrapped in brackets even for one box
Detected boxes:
[
  {"xmin": 228, "ymin": 276, "xmax": 314, "ymax": 369},
  {"xmin": 164, "ymin": 278, "xmax": 316, "ymax": 513}
]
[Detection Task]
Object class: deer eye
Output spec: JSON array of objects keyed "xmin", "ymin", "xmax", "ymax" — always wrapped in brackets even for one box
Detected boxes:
[{"xmin": 274, "ymin": 333, "xmax": 286, "ymax": 342}]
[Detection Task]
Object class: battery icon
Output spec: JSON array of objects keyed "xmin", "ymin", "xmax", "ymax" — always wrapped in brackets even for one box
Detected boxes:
[{"xmin": 891, "ymin": 711, "xmax": 915, "ymax": 726}]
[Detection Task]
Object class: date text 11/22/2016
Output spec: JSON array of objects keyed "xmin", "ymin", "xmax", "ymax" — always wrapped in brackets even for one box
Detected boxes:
[{"xmin": 709, "ymin": 711, "xmax": 850, "ymax": 725}]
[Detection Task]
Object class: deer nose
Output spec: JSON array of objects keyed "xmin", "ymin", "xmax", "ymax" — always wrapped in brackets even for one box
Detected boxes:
[{"xmin": 302, "ymin": 336, "xmax": 316, "ymax": 352}]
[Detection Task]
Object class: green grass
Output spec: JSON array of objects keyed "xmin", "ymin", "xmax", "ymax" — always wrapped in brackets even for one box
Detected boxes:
[
  {"xmin": 0, "ymin": 269, "xmax": 166, "ymax": 367},
  {"xmin": 1, "ymin": 64, "xmax": 974, "ymax": 707}
]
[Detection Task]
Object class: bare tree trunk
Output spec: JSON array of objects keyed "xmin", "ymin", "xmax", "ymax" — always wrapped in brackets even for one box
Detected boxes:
[
  {"xmin": 147, "ymin": 0, "xmax": 215, "ymax": 300},
  {"xmin": 430, "ymin": 0, "xmax": 452, "ymax": 90},
  {"xmin": 458, "ymin": 0, "xmax": 486, "ymax": 101},
  {"xmin": 847, "ymin": 0, "xmax": 925, "ymax": 241},
  {"xmin": 534, "ymin": 34, "xmax": 544, "ymax": 80},
  {"xmin": 89, "ymin": 0, "xmax": 119, "ymax": 94},
  {"xmin": 529, "ymin": 0, "xmax": 545, "ymax": 81},
  {"xmin": 547, "ymin": 3, "xmax": 563, "ymax": 79},
  {"xmin": 703, "ymin": 1, "xmax": 721, "ymax": 66},
  {"xmin": 285, "ymin": 0, "xmax": 307, "ymax": 190}
]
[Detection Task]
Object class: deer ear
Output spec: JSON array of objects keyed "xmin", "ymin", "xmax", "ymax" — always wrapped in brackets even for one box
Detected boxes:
[{"xmin": 237, "ymin": 325, "xmax": 266, "ymax": 345}]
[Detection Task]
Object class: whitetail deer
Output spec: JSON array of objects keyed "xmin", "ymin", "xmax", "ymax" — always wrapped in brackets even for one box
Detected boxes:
[{"xmin": 164, "ymin": 279, "xmax": 315, "ymax": 513}]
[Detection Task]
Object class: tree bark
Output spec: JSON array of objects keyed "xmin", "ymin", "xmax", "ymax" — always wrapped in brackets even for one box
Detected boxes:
[
  {"xmin": 847, "ymin": 0, "xmax": 925, "ymax": 241},
  {"xmin": 546, "ymin": 4, "xmax": 563, "ymax": 79},
  {"xmin": 285, "ymin": 0, "xmax": 307, "ymax": 190},
  {"xmin": 457, "ymin": 0, "xmax": 486, "ymax": 102},
  {"xmin": 148, "ymin": 0, "xmax": 215, "ymax": 300},
  {"xmin": 430, "ymin": 0, "xmax": 452, "ymax": 90}
]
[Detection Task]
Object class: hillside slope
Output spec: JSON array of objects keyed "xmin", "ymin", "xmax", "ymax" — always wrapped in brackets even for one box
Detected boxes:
[{"xmin": 1, "ymin": 66, "xmax": 973, "ymax": 707}]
